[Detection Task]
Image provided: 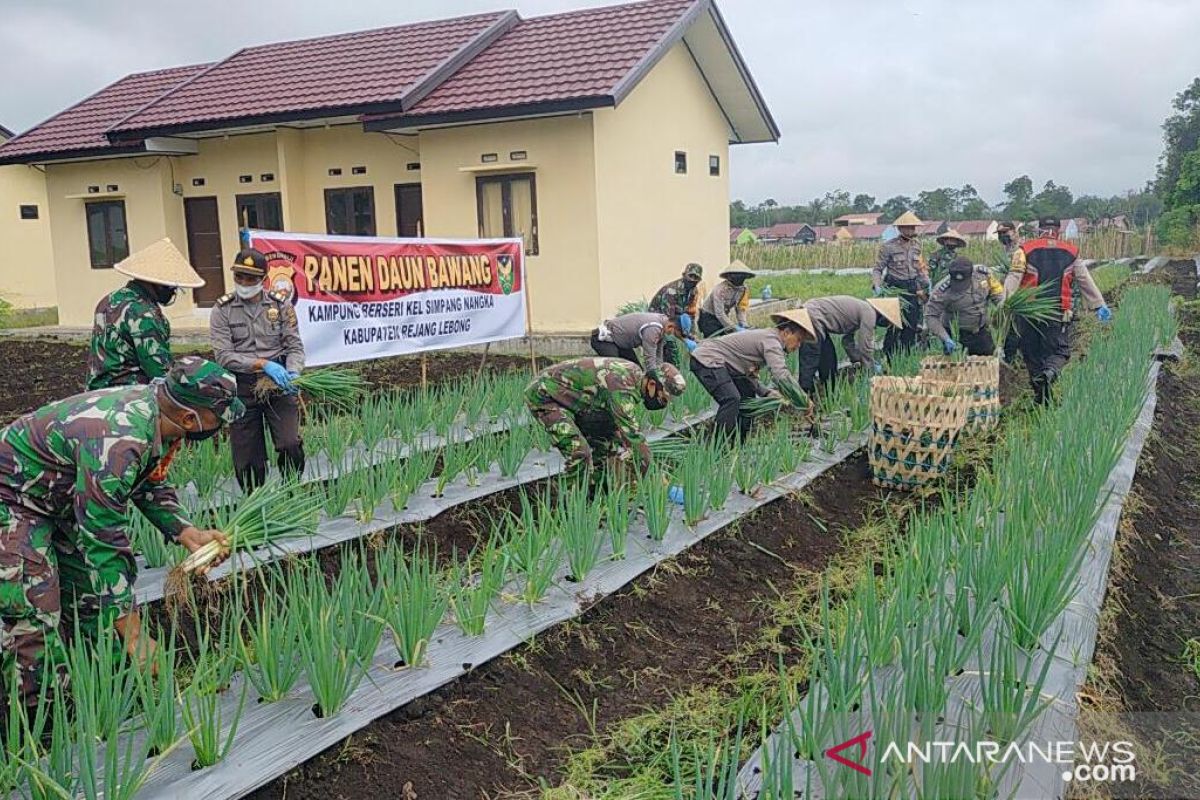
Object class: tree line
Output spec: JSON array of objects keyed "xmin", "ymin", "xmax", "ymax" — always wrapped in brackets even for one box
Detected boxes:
[
  {"xmin": 1154, "ymin": 77, "xmax": 1200, "ymax": 248},
  {"xmin": 732, "ymin": 183, "xmax": 1162, "ymax": 231}
]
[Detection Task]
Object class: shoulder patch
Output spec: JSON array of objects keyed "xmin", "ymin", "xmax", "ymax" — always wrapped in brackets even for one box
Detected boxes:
[{"xmin": 215, "ymin": 293, "xmax": 237, "ymax": 306}]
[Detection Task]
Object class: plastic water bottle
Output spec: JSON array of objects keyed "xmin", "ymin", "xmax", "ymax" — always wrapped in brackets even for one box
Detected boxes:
[{"xmin": 762, "ymin": 284, "xmax": 773, "ymax": 301}]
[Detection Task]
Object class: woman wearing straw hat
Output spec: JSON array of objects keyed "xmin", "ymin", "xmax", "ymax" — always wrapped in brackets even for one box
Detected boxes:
[
  {"xmin": 690, "ymin": 310, "xmax": 815, "ymax": 441},
  {"xmin": 928, "ymin": 228, "xmax": 967, "ymax": 286},
  {"xmin": 797, "ymin": 297, "xmax": 902, "ymax": 395},
  {"xmin": 873, "ymin": 211, "xmax": 930, "ymax": 356},
  {"xmin": 698, "ymin": 262, "xmax": 754, "ymax": 338},
  {"xmin": 86, "ymin": 238, "xmax": 205, "ymax": 390}
]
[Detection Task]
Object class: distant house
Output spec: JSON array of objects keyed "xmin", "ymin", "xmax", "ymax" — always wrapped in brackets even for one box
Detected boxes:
[
  {"xmin": 733, "ymin": 227, "xmax": 758, "ymax": 245},
  {"xmin": 919, "ymin": 220, "xmax": 948, "ymax": 236},
  {"xmin": 953, "ymin": 219, "xmax": 997, "ymax": 240},
  {"xmin": 847, "ymin": 224, "xmax": 888, "ymax": 242},
  {"xmin": 763, "ymin": 222, "xmax": 805, "ymax": 242},
  {"xmin": 833, "ymin": 212, "xmax": 881, "ymax": 226},
  {"xmin": 1062, "ymin": 218, "xmax": 1082, "ymax": 240},
  {"xmin": 1100, "ymin": 214, "xmax": 1130, "ymax": 231}
]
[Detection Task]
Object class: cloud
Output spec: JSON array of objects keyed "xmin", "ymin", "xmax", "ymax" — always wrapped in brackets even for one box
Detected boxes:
[{"xmin": 2, "ymin": 0, "xmax": 1195, "ymax": 207}]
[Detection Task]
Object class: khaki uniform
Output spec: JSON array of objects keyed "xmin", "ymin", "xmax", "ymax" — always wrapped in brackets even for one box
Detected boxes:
[
  {"xmin": 874, "ymin": 237, "xmax": 929, "ymax": 354},
  {"xmin": 699, "ymin": 281, "xmax": 750, "ymax": 336},
  {"xmin": 691, "ymin": 329, "xmax": 800, "ymax": 440},
  {"xmin": 925, "ymin": 268, "xmax": 1005, "ymax": 355},
  {"xmin": 210, "ymin": 290, "xmax": 306, "ymax": 490},
  {"xmin": 590, "ymin": 312, "xmax": 668, "ymax": 373},
  {"xmin": 798, "ymin": 296, "xmax": 879, "ymax": 393}
]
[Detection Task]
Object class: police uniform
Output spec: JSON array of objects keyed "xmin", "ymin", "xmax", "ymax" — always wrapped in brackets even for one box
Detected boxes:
[
  {"xmin": 873, "ymin": 235, "xmax": 929, "ymax": 356},
  {"xmin": 209, "ymin": 250, "xmax": 306, "ymax": 490},
  {"xmin": 925, "ymin": 264, "xmax": 1006, "ymax": 356}
]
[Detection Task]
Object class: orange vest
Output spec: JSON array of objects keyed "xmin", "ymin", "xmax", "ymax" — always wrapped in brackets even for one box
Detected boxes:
[{"xmin": 1019, "ymin": 238, "xmax": 1079, "ymax": 312}]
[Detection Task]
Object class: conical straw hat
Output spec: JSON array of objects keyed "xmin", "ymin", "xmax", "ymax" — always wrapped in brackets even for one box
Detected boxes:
[
  {"xmin": 937, "ymin": 228, "xmax": 967, "ymax": 246},
  {"xmin": 770, "ymin": 308, "xmax": 816, "ymax": 339},
  {"xmin": 114, "ymin": 238, "xmax": 205, "ymax": 288},
  {"xmin": 892, "ymin": 210, "xmax": 923, "ymax": 226},
  {"xmin": 867, "ymin": 297, "xmax": 903, "ymax": 329},
  {"xmin": 720, "ymin": 260, "xmax": 756, "ymax": 280}
]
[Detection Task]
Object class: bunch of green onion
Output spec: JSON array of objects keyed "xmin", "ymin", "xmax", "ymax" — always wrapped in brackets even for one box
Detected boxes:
[
  {"xmin": 740, "ymin": 381, "xmax": 811, "ymax": 418},
  {"xmin": 255, "ymin": 368, "xmax": 365, "ymax": 411},
  {"xmin": 992, "ymin": 285, "xmax": 1063, "ymax": 342},
  {"xmin": 177, "ymin": 480, "xmax": 320, "ymax": 575}
]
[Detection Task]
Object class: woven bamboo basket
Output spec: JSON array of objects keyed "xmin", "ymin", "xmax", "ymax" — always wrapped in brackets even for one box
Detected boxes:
[
  {"xmin": 918, "ymin": 355, "xmax": 1001, "ymax": 429},
  {"xmin": 869, "ymin": 376, "xmax": 971, "ymax": 490}
]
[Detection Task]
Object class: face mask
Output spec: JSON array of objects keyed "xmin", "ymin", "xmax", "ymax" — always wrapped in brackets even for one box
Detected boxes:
[
  {"xmin": 235, "ymin": 283, "xmax": 263, "ymax": 300},
  {"xmin": 728, "ymin": 276, "xmax": 747, "ymax": 287},
  {"xmin": 173, "ymin": 401, "xmax": 221, "ymax": 443},
  {"xmin": 641, "ymin": 379, "xmax": 668, "ymax": 410},
  {"xmin": 152, "ymin": 284, "xmax": 179, "ymax": 306},
  {"xmin": 999, "ymin": 233, "xmax": 1013, "ymax": 246}
]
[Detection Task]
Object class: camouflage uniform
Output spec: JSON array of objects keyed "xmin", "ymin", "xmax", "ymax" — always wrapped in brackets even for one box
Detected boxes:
[
  {"xmin": 927, "ymin": 245, "xmax": 961, "ymax": 287},
  {"xmin": 649, "ymin": 275, "xmax": 703, "ymax": 365},
  {"xmin": 0, "ymin": 388, "xmax": 192, "ymax": 704},
  {"xmin": 524, "ymin": 358, "xmax": 651, "ymax": 480},
  {"xmin": 86, "ymin": 282, "xmax": 173, "ymax": 390}
]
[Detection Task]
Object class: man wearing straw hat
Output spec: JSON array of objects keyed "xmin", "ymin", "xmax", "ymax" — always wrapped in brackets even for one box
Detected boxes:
[
  {"xmin": 86, "ymin": 238, "xmax": 205, "ymax": 391},
  {"xmin": 649, "ymin": 262, "xmax": 705, "ymax": 364},
  {"xmin": 210, "ymin": 248, "xmax": 306, "ymax": 491},
  {"xmin": 925, "ymin": 257, "xmax": 1006, "ymax": 357},
  {"xmin": 690, "ymin": 310, "xmax": 815, "ymax": 441},
  {"xmin": 698, "ymin": 262, "xmax": 754, "ymax": 338},
  {"xmin": 873, "ymin": 210, "xmax": 930, "ymax": 356},
  {"xmin": 1002, "ymin": 217, "xmax": 1111, "ymax": 404},
  {"xmin": 0, "ymin": 357, "xmax": 238, "ymax": 707},
  {"xmin": 797, "ymin": 297, "xmax": 902, "ymax": 395},
  {"xmin": 927, "ymin": 228, "xmax": 967, "ymax": 286}
]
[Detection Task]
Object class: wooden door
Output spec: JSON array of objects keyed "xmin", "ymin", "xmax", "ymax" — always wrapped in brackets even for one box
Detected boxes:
[
  {"xmin": 394, "ymin": 183, "xmax": 423, "ymax": 237},
  {"xmin": 185, "ymin": 197, "xmax": 225, "ymax": 307}
]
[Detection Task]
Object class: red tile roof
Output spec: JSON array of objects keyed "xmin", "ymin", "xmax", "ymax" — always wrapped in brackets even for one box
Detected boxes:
[
  {"xmin": 0, "ymin": 64, "xmax": 208, "ymax": 161},
  {"xmin": 849, "ymin": 224, "xmax": 888, "ymax": 240},
  {"xmin": 953, "ymin": 220, "xmax": 994, "ymax": 236},
  {"xmin": 108, "ymin": 12, "xmax": 513, "ymax": 138},
  {"xmin": 390, "ymin": 0, "xmax": 698, "ymax": 123}
]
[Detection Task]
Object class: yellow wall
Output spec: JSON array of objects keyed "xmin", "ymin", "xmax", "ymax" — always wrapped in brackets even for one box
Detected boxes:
[
  {"xmin": 43, "ymin": 157, "xmax": 200, "ymax": 327},
  {"xmin": 592, "ymin": 43, "xmax": 731, "ymax": 319},
  {"xmin": 0, "ymin": 162, "xmax": 56, "ymax": 308},
  {"xmin": 39, "ymin": 45, "xmax": 734, "ymax": 334},
  {"xmin": 418, "ymin": 115, "xmax": 602, "ymax": 332}
]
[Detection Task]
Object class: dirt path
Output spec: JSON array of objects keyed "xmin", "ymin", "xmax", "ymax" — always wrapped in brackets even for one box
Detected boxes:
[
  {"xmin": 0, "ymin": 339, "xmax": 531, "ymax": 426},
  {"xmin": 1073, "ymin": 260, "xmax": 1200, "ymax": 799}
]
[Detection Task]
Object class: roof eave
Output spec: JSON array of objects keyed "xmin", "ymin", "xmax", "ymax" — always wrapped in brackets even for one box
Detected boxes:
[
  {"xmin": 610, "ymin": 0, "xmax": 708, "ymax": 106},
  {"xmin": 705, "ymin": 1, "xmax": 780, "ymax": 143},
  {"xmin": 401, "ymin": 11, "xmax": 522, "ymax": 112},
  {"xmin": 364, "ymin": 96, "xmax": 614, "ymax": 133},
  {"xmin": 0, "ymin": 143, "xmax": 151, "ymax": 167}
]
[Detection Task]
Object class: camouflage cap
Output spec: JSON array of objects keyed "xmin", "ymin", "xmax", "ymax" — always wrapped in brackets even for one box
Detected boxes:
[
  {"xmin": 683, "ymin": 263, "xmax": 703, "ymax": 280},
  {"xmin": 165, "ymin": 355, "xmax": 244, "ymax": 424},
  {"xmin": 659, "ymin": 363, "xmax": 687, "ymax": 396}
]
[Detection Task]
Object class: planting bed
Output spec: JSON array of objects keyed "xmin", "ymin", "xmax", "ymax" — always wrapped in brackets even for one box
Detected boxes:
[{"xmin": 250, "ymin": 454, "xmax": 882, "ymax": 800}]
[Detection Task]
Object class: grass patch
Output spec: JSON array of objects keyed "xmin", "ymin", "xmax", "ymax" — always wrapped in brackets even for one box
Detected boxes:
[
  {"xmin": 0, "ymin": 305, "xmax": 58, "ymax": 329},
  {"xmin": 747, "ymin": 272, "xmax": 872, "ymax": 302}
]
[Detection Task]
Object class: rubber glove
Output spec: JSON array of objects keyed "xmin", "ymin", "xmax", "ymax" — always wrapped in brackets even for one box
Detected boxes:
[
  {"xmin": 873, "ymin": 363, "xmax": 883, "ymax": 375},
  {"xmin": 684, "ymin": 338, "xmax": 698, "ymax": 353},
  {"xmin": 942, "ymin": 338, "xmax": 958, "ymax": 355},
  {"xmin": 263, "ymin": 361, "xmax": 293, "ymax": 391},
  {"xmin": 286, "ymin": 371, "xmax": 301, "ymax": 395},
  {"xmin": 735, "ymin": 325, "xmax": 748, "ymax": 332},
  {"xmin": 873, "ymin": 286, "xmax": 884, "ymax": 297},
  {"xmin": 1096, "ymin": 305, "xmax": 1112, "ymax": 323},
  {"xmin": 667, "ymin": 486, "xmax": 685, "ymax": 505},
  {"xmin": 679, "ymin": 313, "xmax": 693, "ymax": 335}
]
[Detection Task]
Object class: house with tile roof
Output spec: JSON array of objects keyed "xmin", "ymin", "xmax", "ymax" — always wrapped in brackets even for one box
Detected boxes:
[
  {"xmin": 0, "ymin": 0, "xmax": 777, "ymax": 331},
  {"xmin": 0, "ymin": 124, "xmax": 55, "ymax": 310}
]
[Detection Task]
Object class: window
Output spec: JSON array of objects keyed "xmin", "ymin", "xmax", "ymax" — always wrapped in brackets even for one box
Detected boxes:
[
  {"xmin": 394, "ymin": 184, "xmax": 424, "ymax": 238},
  {"xmin": 85, "ymin": 200, "xmax": 129, "ymax": 268},
  {"xmin": 19, "ymin": 205, "xmax": 38, "ymax": 220},
  {"xmin": 237, "ymin": 192, "xmax": 284, "ymax": 231},
  {"xmin": 674, "ymin": 151, "xmax": 688, "ymax": 174},
  {"xmin": 709, "ymin": 155, "xmax": 721, "ymax": 177},
  {"xmin": 324, "ymin": 186, "xmax": 376, "ymax": 236},
  {"xmin": 476, "ymin": 173, "xmax": 538, "ymax": 256}
]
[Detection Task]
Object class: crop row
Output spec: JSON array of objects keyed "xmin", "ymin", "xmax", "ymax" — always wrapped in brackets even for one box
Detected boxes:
[{"xmin": 729, "ymin": 284, "xmax": 1175, "ymax": 799}]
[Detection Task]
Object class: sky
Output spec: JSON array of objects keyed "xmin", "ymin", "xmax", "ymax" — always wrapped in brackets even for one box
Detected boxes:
[{"xmin": 2, "ymin": 0, "xmax": 1197, "ymax": 208}]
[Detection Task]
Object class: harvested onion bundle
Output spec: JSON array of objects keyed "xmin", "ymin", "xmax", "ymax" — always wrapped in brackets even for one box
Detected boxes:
[
  {"xmin": 740, "ymin": 380, "xmax": 811, "ymax": 418},
  {"xmin": 255, "ymin": 368, "xmax": 365, "ymax": 411},
  {"xmin": 177, "ymin": 481, "xmax": 321, "ymax": 575}
]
